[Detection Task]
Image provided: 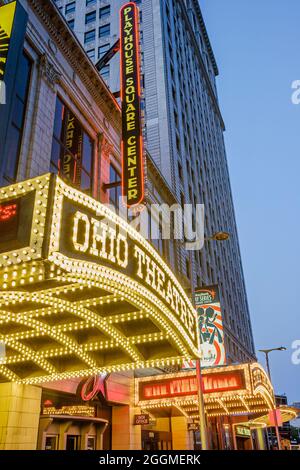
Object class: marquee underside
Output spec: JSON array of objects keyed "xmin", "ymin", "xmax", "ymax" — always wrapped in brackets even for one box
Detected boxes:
[{"xmin": 0, "ymin": 262, "xmax": 195, "ymax": 384}]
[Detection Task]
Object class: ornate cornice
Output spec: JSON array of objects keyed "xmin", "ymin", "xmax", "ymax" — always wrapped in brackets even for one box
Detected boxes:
[
  {"xmin": 28, "ymin": 0, "xmax": 121, "ymax": 131},
  {"xmin": 191, "ymin": 0, "xmax": 219, "ymax": 76}
]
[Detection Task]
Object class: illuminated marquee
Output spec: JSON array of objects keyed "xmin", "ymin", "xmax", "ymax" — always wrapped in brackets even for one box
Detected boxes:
[
  {"xmin": 42, "ymin": 405, "xmax": 95, "ymax": 417},
  {"xmin": 136, "ymin": 364, "xmax": 276, "ymax": 420},
  {"xmin": 120, "ymin": 2, "xmax": 144, "ymax": 207},
  {"xmin": 139, "ymin": 370, "xmax": 245, "ymax": 401},
  {"xmin": 0, "ymin": 174, "xmax": 199, "ymax": 384}
]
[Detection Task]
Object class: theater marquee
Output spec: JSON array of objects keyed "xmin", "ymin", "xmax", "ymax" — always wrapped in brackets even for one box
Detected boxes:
[
  {"xmin": 0, "ymin": 174, "xmax": 200, "ymax": 384},
  {"xmin": 120, "ymin": 2, "xmax": 144, "ymax": 207}
]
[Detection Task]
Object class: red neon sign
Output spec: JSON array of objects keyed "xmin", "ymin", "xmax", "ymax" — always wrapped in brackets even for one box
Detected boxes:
[
  {"xmin": 80, "ymin": 374, "xmax": 107, "ymax": 401},
  {"xmin": 120, "ymin": 2, "xmax": 144, "ymax": 208},
  {"xmin": 0, "ymin": 202, "xmax": 18, "ymax": 222},
  {"xmin": 140, "ymin": 371, "xmax": 245, "ymax": 401}
]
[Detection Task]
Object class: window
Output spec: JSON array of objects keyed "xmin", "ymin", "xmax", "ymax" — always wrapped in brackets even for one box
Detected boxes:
[
  {"xmin": 86, "ymin": 0, "xmax": 96, "ymax": 5},
  {"xmin": 51, "ymin": 97, "xmax": 94, "ymax": 193},
  {"xmin": 65, "ymin": 2, "xmax": 75, "ymax": 14},
  {"xmin": 85, "ymin": 11, "xmax": 96, "ymax": 24},
  {"xmin": 100, "ymin": 65, "xmax": 109, "ymax": 80},
  {"xmin": 84, "ymin": 29, "xmax": 95, "ymax": 44},
  {"xmin": 151, "ymin": 215, "xmax": 163, "ymax": 254},
  {"xmin": 186, "ymin": 258, "xmax": 191, "ymax": 279},
  {"xmin": 44, "ymin": 435, "xmax": 58, "ymax": 450},
  {"xmin": 4, "ymin": 52, "xmax": 32, "ymax": 182},
  {"xmin": 68, "ymin": 19, "xmax": 75, "ymax": 29},
  {"xmin": 86, "ymin": 49, "xmax": 95, "ymax": 60},
  {"xmin": 178, "ymin": 161, "xmax": 183, "ymax": 181},
  {"xmin": 108, "ymin": 164, "xmax": 121, "ymax": 209},
  {"xmin": 98, "ymin": 43, "xmax": 110, "ymax": 58},
  {"xmin": 99, "ymin": 5, "xmax": 110, "ymax": 20},
  {"xmin": 99, "ymin": 24, "xmax": 110, "ymax": 38}
]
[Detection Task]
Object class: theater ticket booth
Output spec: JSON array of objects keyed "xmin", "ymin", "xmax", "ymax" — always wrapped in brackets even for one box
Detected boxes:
[
  {"xmin": 135, "ymin": 362, "xmax": 280, "ymax": 450},
  {"xmin": 0, "ymin": 174, "xmax": 200, "ymax": 450}
]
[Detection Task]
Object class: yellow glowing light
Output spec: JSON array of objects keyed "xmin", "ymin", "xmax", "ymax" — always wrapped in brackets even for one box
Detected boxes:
[{"xmin": 0, "ymin": 174, "xmax": 200, "ymax": 384}]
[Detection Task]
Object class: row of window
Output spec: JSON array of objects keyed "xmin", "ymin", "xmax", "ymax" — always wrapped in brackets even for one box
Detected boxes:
[
  {"xmin": 67, "ymin": 11, "xmax": 110, "ymax": 30},
  {"xmin": 165, "ymin": 1, "xmax": 254, "ymax": 354},
  {"xmin": 87, "ymin": 43, "xmax": 110, "ymax": 60},
  {"xmin": 65, "ymin": 1, "xmax": 76, "ymax": 15},
  {"xmin": 84, "ymin": 24, "xmax": 110, "ymax": 44},
  {"xmin": 65, "ymin": 0, "xmax": 141, "ymax": 12},
  {"xmin": 4, "ymin": 51, "xmax": 103, "ymax": 198},
  {"xmin": 3, "ymin": 53, "xmax": 32, "ymax": 182},
  {"xmin": 85, "ymin": 5, "xmax": 110, "ymax": 24}
]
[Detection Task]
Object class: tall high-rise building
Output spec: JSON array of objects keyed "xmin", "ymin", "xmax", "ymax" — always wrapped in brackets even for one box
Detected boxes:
[{"xmin": 55, "ymin": 0, "xmax": 256, "ymax": 363}]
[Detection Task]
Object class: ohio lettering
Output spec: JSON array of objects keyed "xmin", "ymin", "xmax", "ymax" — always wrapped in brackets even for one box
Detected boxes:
[{"xmin": 71, "ymin": 210, "xmax": 195, "ymax": 340}]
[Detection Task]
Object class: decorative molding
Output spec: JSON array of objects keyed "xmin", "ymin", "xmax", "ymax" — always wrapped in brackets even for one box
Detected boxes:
[
  {"xmin": 40, "ymin": 53, "xmax": 61, "ymax": 89},
  {"xmin": 100, "ymin": 134, "xmax": 113, "ymax": 159},
  {"xmin": 28, "ymin": 0, "xmax": 121, "ymax": 132}
]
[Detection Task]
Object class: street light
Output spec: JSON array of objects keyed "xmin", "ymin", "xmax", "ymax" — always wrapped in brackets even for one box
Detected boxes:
[
  {"xmin": 206, "ymin": 231, "xmax": 230, "ymax": 242},
  {"xmin": 259, "ymin": 346, "xmax": 287, "ymax": 450},
  {"xmin": 191, "ymin": 231, "xmax": 230, "ymax": 450}
]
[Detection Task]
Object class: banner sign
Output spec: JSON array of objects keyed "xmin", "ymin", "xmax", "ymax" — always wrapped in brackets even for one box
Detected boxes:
[
  {"xmin": 60, "ymin": 109, "xmax": 83, "ymax": 186},
  {"xmin": 120, "ymin": 2, "xmax": 144, "ymax": 207},
  {"xmin": 183, "ymin": 285, "xmax": 226, "ymax": 369},
  {"xmin": 195, "ymin": 285, "xmax": 226, "ymax": 367}
]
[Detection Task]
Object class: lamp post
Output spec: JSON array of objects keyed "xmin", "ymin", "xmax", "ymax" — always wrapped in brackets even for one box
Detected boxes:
[
  {"xmin": 259, "ymin": 347, "xmax": 287, "ymax": 450},
  {"xmin": 205, "ymin": 231, "xmax": 230, "ymax": 242},
  {"xmin": 185, "ymin": 231, "xmax": 230, "ymax": 450}
]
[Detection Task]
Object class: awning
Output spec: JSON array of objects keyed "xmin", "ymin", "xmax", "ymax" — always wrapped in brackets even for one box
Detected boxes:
[
  {"xmin": 0, "ymin": 174, "xmax": 200, "ymax": 384},
  {"xmin": 246, "ymin": 406, "xmax": 300, "ymax": 429}
]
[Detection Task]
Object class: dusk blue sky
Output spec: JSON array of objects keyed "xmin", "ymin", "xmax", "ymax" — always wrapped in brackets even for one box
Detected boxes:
[{"xmin": 200, "ymin": 0, "xmax": 300, "ymax": 403}]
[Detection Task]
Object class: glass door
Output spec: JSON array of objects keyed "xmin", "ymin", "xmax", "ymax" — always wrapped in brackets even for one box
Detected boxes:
[{"xmin": 66, "ymin": 435, "xmax": 80, "ymax": 450}]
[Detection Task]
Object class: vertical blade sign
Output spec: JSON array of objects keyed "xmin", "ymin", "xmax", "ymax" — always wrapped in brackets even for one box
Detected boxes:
[{"xmin": 120, "ymin": 2, "xmax": 144, "ymax": 207}]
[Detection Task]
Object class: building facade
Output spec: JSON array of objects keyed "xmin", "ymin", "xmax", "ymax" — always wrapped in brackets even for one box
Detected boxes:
[
  {"xmin": 0, "ymin": 0, "xmax": 296, "ymax": 451},
  {"xmin": 54, "ymin": 0, "xmax": 256, "ymax": 364},
  {"xmin": 0, "ymin": 0, "xmax": 199, "ymax": 449}
]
